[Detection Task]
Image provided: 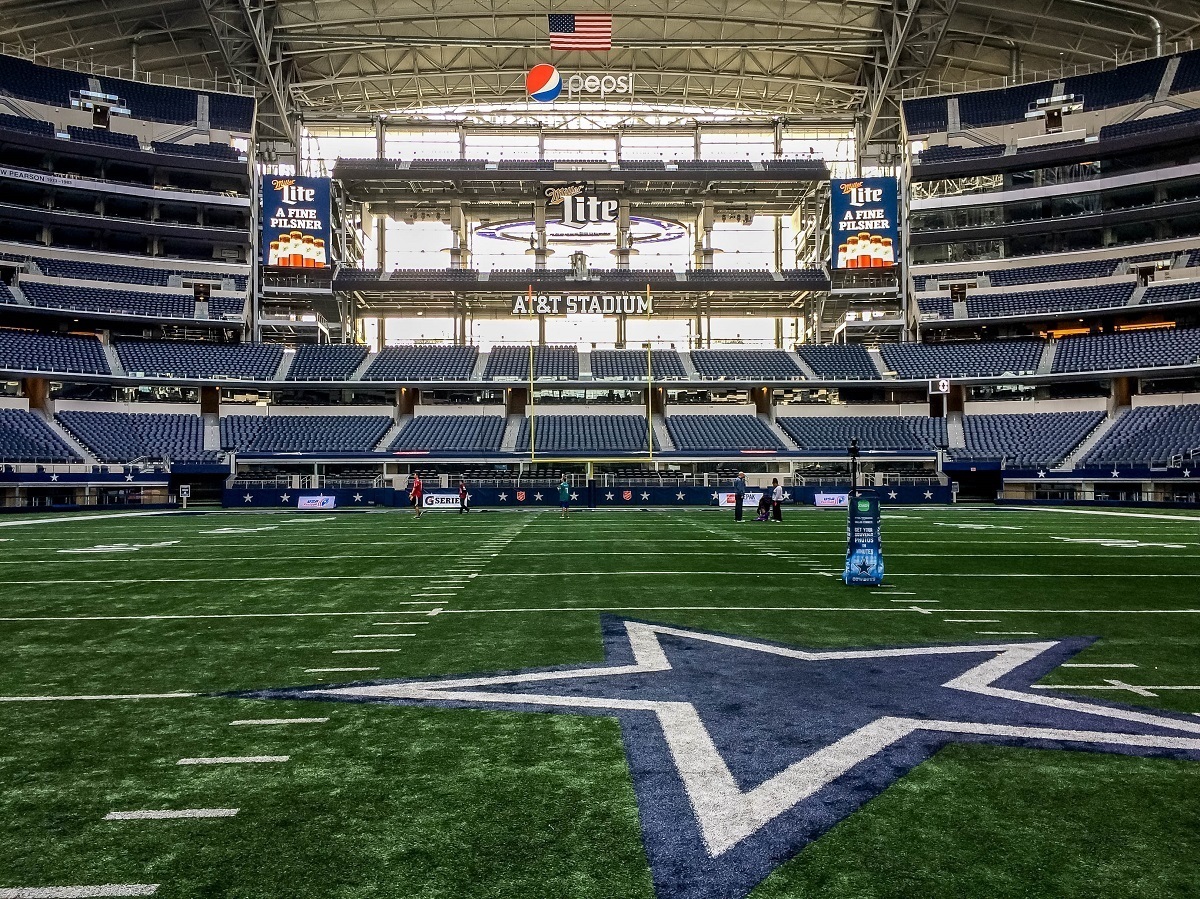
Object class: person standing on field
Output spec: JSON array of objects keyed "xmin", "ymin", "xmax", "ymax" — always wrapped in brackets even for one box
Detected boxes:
[
  {"xmin": 733, "ymin": 471, "xmax": 746, "ymax": 522},
  {"xmin": 411, "ymin": 473, "xmax": 424, "ymax": 519},
  {"xmin": 458, "ymin": 479, "xmax": 469, "ymax": 514},
  {"xmin": 558, "ymin": 476, "xmax": 571, "ymax": 519},
  {"xmin": 770, "ymin": 477, "xmax": 784, "ymax": 522}
]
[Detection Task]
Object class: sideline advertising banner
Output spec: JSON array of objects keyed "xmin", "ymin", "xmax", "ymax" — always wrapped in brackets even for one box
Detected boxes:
[
  {"xmin": 843, "ymin": 491, "xmax": 885, "ymax": 586},
  {"xmin": 422, "ymin": 491, "xmax": 465, "ymax": 510},
  {"xmin": 718, "ymin": 491, "xmax": 764, "ymax": 508},
  {"xmin": 830, "ymin": 178, "xmax": 900, "ymax": 270},
  {"xmin": 814, "ymin": 493, "xmax": 849, "ymax": 508},
  {"xmin": 298, "ymin": 495, "xmax": 337, "ymax": 510},
  {"xmin": 262, "ymin": 176, "xmax": 332, "ymax": 268}
]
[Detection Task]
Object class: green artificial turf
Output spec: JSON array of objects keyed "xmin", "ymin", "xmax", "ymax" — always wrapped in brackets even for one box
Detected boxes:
[{"xmin": 0, "ymin": 505, "xmax": 1198, "ymax": 897}]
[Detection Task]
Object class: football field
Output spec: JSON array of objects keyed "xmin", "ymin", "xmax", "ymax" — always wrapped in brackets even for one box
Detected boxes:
[{"xmin": 1, "ymin": 505, "xmax": 1199, "ymax": 899}]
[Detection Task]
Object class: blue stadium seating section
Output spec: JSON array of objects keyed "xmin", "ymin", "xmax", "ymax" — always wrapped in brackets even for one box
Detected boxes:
[
  {"xmin": 915, "ymin": 259, "xmax": 1119, "ymax": 291},
  {"xmin": 1172, "ymin": 50, "xmax": 1200, "ymax": 95},
  {"xmin": 287, "ymin": 345, "xmax": 368, "ymax": 381},
  {"xmin": 208, "ymin": 295, "xmax": 246, "ymax": 318},
  {"xmin": 0, "ymin": 53, "xmax": 254, "ymax": 132},
  {"xmin": 0, "ymin": 408, "xmax": 78, "ymax": 462},
  {"xmin": 0, "ymin": 328, "xmax": 109, "ymax": 374},
  {"xmin": 902, "ymin": 96, "xmax": 949, "ymax": 135},
  {"xmin": 591, "ymin": 350, "xmax": 687, "ymax": 379},
  {"xmin": 518, "ymin": 414, "xmax": 654, "ymax": 453},
  {"xmin": 21, "ymin": 281, "xmax": 195, "ymax": 318},
  {"xmin": 115, "ymin": 341, "xmax": 282, "ymax": 380},
  {"xmin": 917, "ymin": 296, "xmax": 955, "ymax": 318},
  {"xmin": 777, "ymin": 416, "xmax": 946, "ymax": 452},
  {"xmin": 0, "ymin": 112, "xmax": 53, "ymax": 136},
  {"xmin": 1052, "ymin": 328, "xmax": 1200, "ymax": 373},
  {"xmin": 794, "ymin": 345, "xmax": 881, "ymax": 380},
  {"xmin": 66, "ymin": 125, "xmax": 141, "ymax": 151},
  {"xmin": 666, "ymin": 414, "xmax": 782, "ymax": 451},
  {"xmin": 690, "ymin": 350, "xmax": 804, "ymax": 380},
  {"xmin": 363, "ymin": 345, "xmax": 479, "ymax": 381},
  {"xmin": 390, "ymin": 415, "xmax": 505, "ymax": 454},
  {"xmin": 484, "ymin": 345, "xmax": 578, "ymax": 380},
  {"xmin": 221, "ymin": 415, "xmax": 392, "ymax": 454},
  {"xmin": 151, "ymin": 141, "xmax": 242, "ymax": 161},
  {"xmin": 17, "ymin": 254, "xmax": 249, "ymax": 291},
  {"xmin": 1083, "ymin": 405, "xmax": 1200, "ymax": 467},
  {"xmin": 0, "ymin": 54, "xmax": 87, "ymax": 108},
  {"xmin": 1142, "ymin": 279, "xmax": 1200, "ymax": 305},
  {"xmin": 955, "ymin": 411, "xmax": 1105, "ymax": 467},
  {"xmin": 958, "ymin": 83, "xmax": 1052, "ymax": 129},
  {"xmin": 1063, "ymin": 57, "xmax": 1168, "ymax": 111},
  {"xmin": 965, "ymin": 283, "xmax": 1134, "ymax": 319},
  {"xmin": 1099, "ymin": 106, "xmax": 1200, "ymax": 142},
  {"xmin": 917, "ymin": 144, "xmax": 1005, "ymax": 165},
  {"xmin": 882, "ymin": 341, "xmax": 1043, "ymax": 378},
  {"xmin": 57, "ymin": 411, "xmax": 215, "ymax": 462}
]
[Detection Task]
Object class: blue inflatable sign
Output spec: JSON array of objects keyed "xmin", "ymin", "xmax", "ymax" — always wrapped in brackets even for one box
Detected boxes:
[{"xmin": 843, "ymin": 490, "xmax": 885, "ymax": 586}]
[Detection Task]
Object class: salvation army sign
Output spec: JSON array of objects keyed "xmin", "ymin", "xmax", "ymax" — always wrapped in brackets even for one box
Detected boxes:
[{"xmin": 511, "ymin": 294, "xmax": 650, "ymax": 315}]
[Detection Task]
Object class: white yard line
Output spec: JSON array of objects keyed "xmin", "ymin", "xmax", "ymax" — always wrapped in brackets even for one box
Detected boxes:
[
  {"xmin": 304, "ymin": 667, "xmax": 379, "ymax": 673},
  {"xmin": 229, "ymin": 718, "xmax": 328, "ymax": 726},
  {"xmin": 332, "ymin": 648, "xmax": 404, "ymax": 654},
  {"xmin": 104, "ymin": 809, "xmax": 238, "ymax": 820},
  {"xmin": 0, "ymin": 887, "xmax": 159, "ymax": 898},
  {"xmin": 176, "ymin": 756, "xmax": 289, "ymax": 765},
  {"xmin": 351, "ymin": 633, "xmax": 416, "ymax": 638},
  {"xmin": 1061, "ymin": 663, "xmax": 1138, "ymax": 668},
  {"xmin": 0, "ymin": 609, "xmax": 437, "ymax": 623}
]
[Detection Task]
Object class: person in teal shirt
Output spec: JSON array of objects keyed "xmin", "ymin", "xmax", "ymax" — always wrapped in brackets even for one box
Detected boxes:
[{"xmin": 558, "ymin": 477, "xmax": 571, "ymax": 519}]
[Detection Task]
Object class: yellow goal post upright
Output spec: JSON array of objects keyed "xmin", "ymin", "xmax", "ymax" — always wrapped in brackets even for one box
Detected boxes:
[{"xmin": 646, "ymin": 282, "xmax": 653, "ymax": 462}]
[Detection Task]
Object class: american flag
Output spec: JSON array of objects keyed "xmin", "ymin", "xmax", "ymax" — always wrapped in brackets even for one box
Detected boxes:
[{"xmin": 548, "ymin": 13, "xmax": 613, "ymax": 51}]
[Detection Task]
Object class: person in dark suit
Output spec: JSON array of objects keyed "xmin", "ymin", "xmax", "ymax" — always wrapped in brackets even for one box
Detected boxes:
[{"xmin": 733, "ymin": 472, "xmax": 746, "ymax": 522}]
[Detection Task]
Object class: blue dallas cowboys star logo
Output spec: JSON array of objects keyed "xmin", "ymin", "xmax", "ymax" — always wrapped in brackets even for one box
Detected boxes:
[{"xmin": 244, "ymin": 618, "xmax": 1200, "ymax": 899}]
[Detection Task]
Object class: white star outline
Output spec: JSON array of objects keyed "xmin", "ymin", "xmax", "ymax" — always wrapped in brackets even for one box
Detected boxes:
[
  {"xmin": 641, "ymin": 491, "xmax": 651, "ymax": 500},
  {"xmin": 49, "ymin": 473, "xmax": 58, "ymax": 481},
  {"xmin": 352, "ymin": 493, "xmax": 363, "ymax": 502},
  {"xmin": 534, "ymin": 492, "xmax": 544, "ymax": 501},
  {"xmin": 605, "ymin": 491, "xmax": 615, "ymax": 501},
  {"xmin": 498, "ymin": 493, "xmax": 508, "ymax": 502},
  {"xmin": 280, "ymin": 493, "xmax": 291, "ymax": 503},
  {"xmin": 570, "ymin": 492, "xmax": 579, "ymax": 501},
  {"xmin": 310, "ymin": 621, "xmax": 1200, "ymax": 860},
  {"xmin": 886, "ymin": 490, "xmax": 898, "ymax": 500},
  {"xmin": 676, "ymin": 491, "xmax": 686, "ymax": 500}
]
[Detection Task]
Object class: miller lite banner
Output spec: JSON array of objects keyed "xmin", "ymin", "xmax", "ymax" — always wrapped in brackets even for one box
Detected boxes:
[
  {"xmin": 545, "ymin": 183, "xmax": 617, "ymax": 229},
  {"xmin": 830, "ymin": 178, "xmax": 899, "ymax": 270},
  {"xmin": 262, "ymin": 176, "xmax": 332, "ymax": 268}
]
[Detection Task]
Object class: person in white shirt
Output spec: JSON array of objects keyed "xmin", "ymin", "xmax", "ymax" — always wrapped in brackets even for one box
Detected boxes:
[{"xmin": 770, "ymin": 478, "xmax": 784, "ymax": 522}]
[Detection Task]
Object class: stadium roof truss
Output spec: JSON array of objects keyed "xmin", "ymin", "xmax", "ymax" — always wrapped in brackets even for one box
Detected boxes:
[{"xmin": 2, "ymin": 1, "xmax": 1199, "ymax": 149}]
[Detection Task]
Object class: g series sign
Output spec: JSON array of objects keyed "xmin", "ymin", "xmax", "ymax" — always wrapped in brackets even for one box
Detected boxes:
[{"xmin": 512, "ymin": 294, "xmax": 650, "ymax": 315}]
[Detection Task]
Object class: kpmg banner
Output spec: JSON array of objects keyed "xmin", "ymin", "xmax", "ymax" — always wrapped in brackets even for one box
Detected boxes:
[
  {"xmin": 262, "ymin": 176, "xmax": 331, "ymax": 268},
  {"xmin": 830, "ymin": 178, "xmax": 899, "ymax": 270},
  {"xmin": 843, "ymin": 491, "xmax": 885, "ymax": 586},
  {"xmin": 298, "ymin": 495, "xmax": 337, "ymax": 510}
]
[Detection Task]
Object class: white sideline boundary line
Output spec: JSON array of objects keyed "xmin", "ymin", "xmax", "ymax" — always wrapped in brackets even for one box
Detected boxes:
[
  {"xmin": 305, "ymin": 667, "xmax": 379, "ymax": 673},
  {"xmin": 0, "ymin": 609, "xmax": 437, "ymax": 622},
  {"xmin": 104, "ymin": 809, "xmax": 238, "ymax": 820},
  {"xmin": 0, "ymin": 887, "xmax": 160, "ymax": 898},
  {"xmin": 0, "ymin": 693, "xmax": 196, "ymax": 702},
  {"xmin": 0, "ymin": 510, "xmax": 185, "ymax": 528},
  {"xmin": 352, "ymin": 634, "xmax": 416, "ymax": 638},
  {"xmin": 1062, "ymin": 663, "xmax": 1138, "ymax": 668},
  {"xmin": 332, "ymin": 648, "xmax": 403, "ymax": 654},
  {"xmin": 229, "ymin": 718, "xmax": 328, "ymax": 726}
]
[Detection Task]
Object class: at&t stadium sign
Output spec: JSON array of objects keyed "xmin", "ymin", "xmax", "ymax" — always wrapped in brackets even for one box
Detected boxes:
[{"xmin": 512, "ymin": 294, "xmax": 650, "ymax": 315}]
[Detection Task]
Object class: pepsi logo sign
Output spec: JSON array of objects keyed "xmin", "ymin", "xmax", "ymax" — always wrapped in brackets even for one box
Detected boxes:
[{"xmin": 526, "ymin": 64, "xmax": 562, "ymax": 102}]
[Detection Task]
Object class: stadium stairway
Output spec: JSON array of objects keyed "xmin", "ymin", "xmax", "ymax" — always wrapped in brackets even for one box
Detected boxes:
[
  {"xmin": 274, "ymin": 351, "xmax": 296, "ymax": 381},
  {"xmin": 679, "ymin": 352, "xmax": 700, "ymax": 379},
  {"xmin": 578, "ymin": 350, "xmax": 592, "ymax": 379},
  {"xmin": 375, "ymin": 415, "xmax": 410, "ymax": 451},
  {"xmin": 1127, "ymin": 284, "xmax": 1148, "ymax": 306},
  {"xmin": 8, "ymin": 283, "xmax": 28, "ymax": 305},
  {"xmin": 763, "ymin": 414, "xmax": 801, "ymax": 451},
  {"xmin": 38, "ymin": 409, "xmax": 97, "ymax": 465},
  {"xmin": 947, "ymin": 413, "xmax": 966, "ymax": 450},
  {"xmin": 868, "ymin": 347, "xmax": 891, "ymax": 379},
  {"xmin": 789, "ymin": 350, "xmax": 819, "ymax": 380},
  {"xmin": 349, "ymin": 353, "xmax": 375, "ymax": 381},
  {"xmin": 202, "ymin": 413, "xmax": 220, "ymax": 452},
  {"xmin": 500, "ymin": 414, "xmax": 523, "ymax": 452},
  {"xmin": 651, "ymin": 413, "xmax": 675, "ymax": 450},
  {"xmin": 1036, "ymin": 342, "xmax": 1057, "ymax": 375},
  {"xmin": 1158, "ymin": 56, "xmax": 1181, "ymax": 100},
  {"xmin": 102, "ymin": 343, "xmax": 125, "ymax": 376},
  {"xmin": 469, "ymin": 351, "xmax": 489, "ymax": 380},
  {"xmin": 1055, "ymin": 410, "xmax": 1126, "ymax": 470}
]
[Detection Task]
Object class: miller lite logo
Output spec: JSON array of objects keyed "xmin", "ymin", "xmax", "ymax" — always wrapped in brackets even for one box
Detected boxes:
[
  {"xmin": 272, "ymin": 178, "xmax": 316, "ymax": 205},
  {"xmin": 840, "ymin": 181, "xmax": 883, "ymax": 208},
  {"xmin": 622, "ymin": 490, "xmax": 632, "ymax": 501},
  {"xmin": 546, "ymin": 184, "xmax": 618, "ymax": 229}
]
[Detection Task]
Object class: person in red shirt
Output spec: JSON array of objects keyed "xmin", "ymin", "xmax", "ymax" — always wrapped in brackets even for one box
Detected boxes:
[
  {"xmin": 458, "ymin": 479, "xmax": 470, "ymax": 514},
  {"xmin": 411, "ymin": 473, "xmax": 424, "ymax": 519}
]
